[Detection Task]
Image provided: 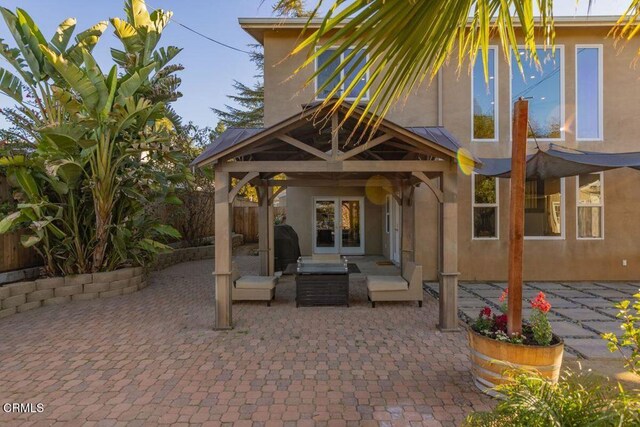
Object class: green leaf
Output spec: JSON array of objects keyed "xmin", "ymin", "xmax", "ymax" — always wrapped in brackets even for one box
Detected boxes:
[
  {"xmin": 137, "ymin": 238, "xmax": 172, "ymax": 254},
  {"xmin": 40, "ymin": 45, "xmax": 100, "ymax": 111},
  {"xmin": 65, "ymin": 20, "xmax": 108, "ymax": 64},
  {"xmin": 45, "ymin": 159, "xmax": 84, "ymax": 187},
  {"xmin": 110, "ymin": 17, "xmax": 143, "ymax": 53},
  {"xmin": 164, "ymin": 193, "xmax": 182, "ymax": 205},
  {"xmin": 0, "ymin": 154, "xmax": 26, "ymax": 167},
  {"xmin": 0, "ymin": 67, "xmax": 23, "ymax": 102},
  {"xmin": 153, "ymin": 224, "xmax": 181, "ymax": 239},
  {"xmin": 20, "ymin": 233, "xmax": 41, "ymax": 247},
  {"xmin": 0, "ymin": 7, "xmax": 43, "ymax": 80},
  {"xmin": 0, "ymin": 211, "xmax": 22, "ymax": 233},
  {"xmin": 51, "ymin": 17, "xmax": 76, "ymax": 53},
  {"xmin": 81, "ymin": 48, "xmax": 108, "ymax": 112},
  {"xmin": 14, "ymin": 167, "xmax": 39, "ymax": 199}
]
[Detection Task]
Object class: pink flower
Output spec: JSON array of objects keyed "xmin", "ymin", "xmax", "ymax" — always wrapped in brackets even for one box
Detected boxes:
[
  {"xmin": 480, "ymin": 306, "xmax": 492, "ymax": 318},
  {"xmin": 531, "ymin": 291, "xmax": 551, "ymax": 313},
  {"xmin": 498, "ymin": 288, "xmax": 508, "ymax": 303}
]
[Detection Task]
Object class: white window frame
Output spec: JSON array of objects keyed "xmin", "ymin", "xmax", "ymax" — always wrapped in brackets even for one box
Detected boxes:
[
  {"xmin": 524, "ymin": 177, "xmax": 566, "ymax": 240},
  {"xmin": 471, "ymin": 46, "xmax": 499, "ymax": 143},
  {"xmin": 312, "ymin": 196, "xmax": 366, "ymax": 255},
  {"xmin": 575, "ymin": 45, "xmax": 604, "ymax": 142},
  {"xmin": 509, "ymin": 45, "xmax": 566, "ymax": 142},
  {"xmin": 576, "ymin": 172, "xmax": 605, "ymax": 240},
  {"xmin": 471, "ymin": 173, "xmax": 499, "ymax": 240},
  {"xmin": 314, "ymin": 47, "xmax": 370, "ymax": 101}
]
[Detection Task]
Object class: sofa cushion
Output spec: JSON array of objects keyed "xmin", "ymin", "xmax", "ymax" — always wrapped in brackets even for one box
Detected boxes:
[
  {"xmin": 367, "ymin": 275, "xmax": 408, "ymax": 292},
  {"xmin": 235, "ymin": 276, "xmax": 277, "ymax": 289}
]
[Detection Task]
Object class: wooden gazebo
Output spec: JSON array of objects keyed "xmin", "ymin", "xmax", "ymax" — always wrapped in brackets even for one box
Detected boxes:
[{"xmin": 192, "ymin": 101, "xmax": 468, "ymax": 331}]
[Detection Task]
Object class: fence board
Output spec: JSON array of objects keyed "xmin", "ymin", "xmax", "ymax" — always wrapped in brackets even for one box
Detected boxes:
[{"xmin": 0, "ymin": 175, "xmax": 42, "ymax": 273}]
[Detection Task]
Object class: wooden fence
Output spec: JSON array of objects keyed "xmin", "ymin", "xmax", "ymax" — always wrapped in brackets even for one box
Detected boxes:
[{"xmin": 1, "ymin": 175, "xmax": 41, "ymax": 273}]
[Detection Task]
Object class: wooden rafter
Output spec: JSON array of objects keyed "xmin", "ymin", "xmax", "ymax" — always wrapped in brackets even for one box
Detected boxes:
[
  {"xmin": 277, "ymin": 134, "xmax": 332, "ymax": 161},
  {"xmin": 228, "ymin": 172, "xmax": 259, "ymax": 203},
  {"xmin": 412, "ymin": 171, "xmax": 444, "ymax": 203},
  {"xmin": 337, "ymin": 133, "xmax": 394, "ymax": 161},
  {"xmin": 216, "ymin": 160, "xmax": 448, "ymax": 173}
]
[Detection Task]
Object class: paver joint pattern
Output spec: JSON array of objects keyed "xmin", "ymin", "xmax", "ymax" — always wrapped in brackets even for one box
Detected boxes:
[{"xmin": 0, "ymin": 255, "xmax": 493, "ymax": 426}]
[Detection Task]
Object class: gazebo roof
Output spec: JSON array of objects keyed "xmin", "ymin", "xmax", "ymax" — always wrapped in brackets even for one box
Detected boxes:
[{"xmin": 191, "ymin": 101, "xmax": 469, "ymax": 168}]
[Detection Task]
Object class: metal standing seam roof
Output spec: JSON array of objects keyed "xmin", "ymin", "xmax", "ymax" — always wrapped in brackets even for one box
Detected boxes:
[{"xmin": 191, "ymin": 125, "xmax": 464, "ymax": 167}]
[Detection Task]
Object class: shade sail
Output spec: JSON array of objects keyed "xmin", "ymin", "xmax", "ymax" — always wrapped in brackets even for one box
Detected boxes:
[{"xmin": 476, "ymin": 144, "xmax": 640, "ymax": 179}]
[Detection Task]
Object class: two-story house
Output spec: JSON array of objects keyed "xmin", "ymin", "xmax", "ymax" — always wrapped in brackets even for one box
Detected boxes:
[{"xmin": 212, "ymin": 16, "xmax": 640, "ymax": 283}]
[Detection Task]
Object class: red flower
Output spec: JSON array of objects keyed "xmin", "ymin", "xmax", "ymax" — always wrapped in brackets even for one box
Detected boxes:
[
  {"xmin": 531, "ymin": 291, "xmax": 551, "ymax": 313},
  {"xmin": 498, "ymin": 289, "xmax": 508, "ymax": 303},
  {"xmin": 494, "ymin": 314, "xmax": 508, "ymax": 332},
  {"xmin": 480, "ymin": 306, "xmax": 492, "ymax": 318}
]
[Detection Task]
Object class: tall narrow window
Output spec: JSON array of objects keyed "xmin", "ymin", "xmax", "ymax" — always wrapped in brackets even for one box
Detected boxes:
[
  {"xmin": 524, "ymin": 177, "xmax": 564, "ymax": 238},
  {"xmin": 577, "ymin": 173, "xmax": 604, "ymax": 239},
  {"xmin": 472, "ymin": 47, "xmax": 497, "ymax": 140},
  {"xmin": 472, "ymin": 174, "xmax": 498, "ymax": 239},
  {"xmin": 576, "ymin": 46, "xmax": 603, "ymax": 140},
  {"xmin": 316, "ymin": 48, "xmax": 368, "ymax": 100},
  {"xmin": 511, "ymin": 47, "xmax": 564, "ymax": 140}
]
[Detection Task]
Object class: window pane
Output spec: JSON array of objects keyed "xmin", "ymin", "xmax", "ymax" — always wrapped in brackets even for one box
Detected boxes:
[
  {"xmin": 343, "ymin": 48, "xmax": 367, "ymax": 98},
  {"xmin": 524, "ymin": 178, "xmax": 563, "ymax": 237},
  {"xmin": 578, "ymin": 174, "xmax": 602, "ymax": 205},
  {"xmin": 341, "ymin": 200, "xmax": 361, "ymax": 247},
  {"xmin": 512, "ymin": 49, "xmax": 562, "ymax": 139},
  {"xmin": 577, "ymin": 47, "xmax": 601, "ymax": 139},
  {"xmin": 473, "ymin": 49, "xmax": 496, "ymax": 139},
  {"xmin": 317, "ymin": 49, "xmax": 340, "ymax": 99},
  {"xmin": 474, "ymin": 207, "xmax": 497, "ymax": 238},
  {"xmin": 474, "ymin": 175, "xmax": 497, "ymax": 204},
  {"xmin": 315, "ymin": 200, "xmax": 335, "ymax": 247},
  {"xmin": 578, "ymin": 206, "xmax": 602, "ymax": 238}
]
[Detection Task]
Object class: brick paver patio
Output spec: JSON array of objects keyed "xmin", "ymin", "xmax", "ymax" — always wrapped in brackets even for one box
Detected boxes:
[
  {"xmin": 425, "ymin": 281, "xmax": 639, "ymax": 359},
  {"xmin": 1, "ymin": 256, "xmax": 493, "ymax": 426}
]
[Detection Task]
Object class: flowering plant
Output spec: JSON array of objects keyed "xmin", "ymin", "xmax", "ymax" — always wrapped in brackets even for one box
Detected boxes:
[
  {"xmin": 530, "ymin": 291, "xmax": 553, "ymax": 345},
  {"xmin": 471, "ymin": 289, "xmax": 555, "ymax": 346}
]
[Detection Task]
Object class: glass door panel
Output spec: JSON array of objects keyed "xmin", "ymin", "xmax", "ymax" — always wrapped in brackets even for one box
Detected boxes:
[
  {"xmin": 340, "ymin": 197, "xmax": 364, "ymax": 255},
  {"xmin": 314, "ymin": 199, "xmax": 338, "ymax": 253}
]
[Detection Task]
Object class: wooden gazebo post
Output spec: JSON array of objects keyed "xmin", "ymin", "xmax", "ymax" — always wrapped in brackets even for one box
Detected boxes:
[
  {"xmin": 507, "ymin": 98, "xmax": 529, "ymax": 336},
  {"xmin": 214, "ymin": 170, "xmax": 233, "ymax": 330}
]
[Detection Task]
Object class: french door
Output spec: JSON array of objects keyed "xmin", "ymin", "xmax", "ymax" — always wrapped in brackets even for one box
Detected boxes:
[{"xmin": 313, "ymin": 197, "xmax": 365, "ymax": 255}]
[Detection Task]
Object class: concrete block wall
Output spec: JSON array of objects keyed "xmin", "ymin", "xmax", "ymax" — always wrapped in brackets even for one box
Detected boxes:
[{"xmin": 0, "ymin": 267, "xmax": 145, "ymax": 319}]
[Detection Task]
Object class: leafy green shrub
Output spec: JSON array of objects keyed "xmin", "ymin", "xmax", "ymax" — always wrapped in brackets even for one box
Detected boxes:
[
  {"xmin": 602, "ymin": 290, "xmax": 640, "ymax": 377},
  {"xmin": 0, "ymin": 1, "xmax": 191, "ymax": 275},
  {"xmin": 464, "ymin": 368, "xmax": 640, "ymax": 427}
]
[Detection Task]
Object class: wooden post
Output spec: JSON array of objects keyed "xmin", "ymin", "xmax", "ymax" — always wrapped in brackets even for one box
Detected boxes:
[
  {"xmin": 507, "ymin": 99, "xmax": 529, "ymax": 336},
  {"xmin": 214, "ymin": 170, "xmax": 233, "ymax": 330},
  {"xmin": 258, "ymin": 184, "xmax": 270, "ymax": 276},
  {"xmin": 401, "ymin": 182, "xmax": 415, "ymax": 270},
  {"xmin": 438, "ymin": 165, "xmax": 459, "ymax": 331}
]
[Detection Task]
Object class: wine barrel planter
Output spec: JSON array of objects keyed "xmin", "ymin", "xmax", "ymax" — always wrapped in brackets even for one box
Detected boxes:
[{"xmin": 467, "ymin": 328, "xmax": 564, "ymax": 396}]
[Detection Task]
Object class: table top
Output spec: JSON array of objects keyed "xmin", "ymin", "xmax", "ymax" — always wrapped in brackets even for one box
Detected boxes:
[{"xmin": 283, "ymin": 263, "xmax": 361, "ymax": 275}]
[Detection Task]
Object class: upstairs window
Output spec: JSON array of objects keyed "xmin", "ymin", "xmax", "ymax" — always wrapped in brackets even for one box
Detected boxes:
[
  {"xmin": 576, "ymin": 46, "xmax": 603, "ymax": 140},
  {"xmin": 577, "ymin": 173, "xmax": 604, "ymax": 239},
  {"xmin": 472, "ymin": 174, "xmax": 499, "ymax": 239},
  {"xmin": 316, "ymin": 48, "xmax": 368, "ymax": 100},
  {"xmin": 511, "ymin": 47, "xmax": 564, "ymax": 140},
  {"xmin": 472, "ymin": 47, "xmax": 498, "ymax": 141}
]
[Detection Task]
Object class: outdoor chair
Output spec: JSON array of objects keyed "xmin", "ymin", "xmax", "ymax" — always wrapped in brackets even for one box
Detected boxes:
[
  {"xmin": 366, "ymin": 261, "xmax": 423, "ymax": 307},
  {"xmin": 231, "ymin": 263, "xmax": 278, "ymax": 306}
]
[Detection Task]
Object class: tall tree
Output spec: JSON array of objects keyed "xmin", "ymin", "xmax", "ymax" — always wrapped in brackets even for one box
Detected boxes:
[{"xmin": 212, "ymin": 1, "xmax": 310, "ymax": 128}]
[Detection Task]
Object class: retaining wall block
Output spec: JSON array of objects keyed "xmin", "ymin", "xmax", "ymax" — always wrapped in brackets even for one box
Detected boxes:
[
  {"xmin": 43, "ymin": 296, "xmax": 71, "ymax": 306},
  {"xmin": 84, "ymin": 282, "xmax": 110, "ymax": 294},
  {"xmin": 122, "ymin": 285, "xmax": 138, "ymax": 295},
  {"xmin": 109, "ymin": 279, "xmax": 130, "ymax": 291},
  {"xmin": 8, "ymin": 281, "xmax": 36, "ymax": 296},
  {"xmin": 2, "ymin": 294, "xmax": 26, "ymax": 309},
  {"xmin": 55, "ymin": 284, "xmax": 83, "ymax": 298},
  {"xmin": 100, "ymin": 289, "xmax": 122, "ymax": 298},
  {"xmin": 133, "ymin": 267, "xmax": 143, "ymax": 276},
  {"xmin": 0, "ymin": 307, "xmax": 16, "ymax": 318},
  {"xmin": 35, "ymin": 277, "xmax": 64, "ymax": 291},
  {"xmin": 17, "ymin": 301, "xmax": 41, "ymax": 313},
  {"xmin": 64, "ymin": 274, "xmax": 92, "ymax": 286},
  {"xmin": 92, "ymin": 270, "xmax": 120, "ymax": 283},
  {"xmin": 26, "ymin": 289, "xmax": 54, "ymax": 303},
  {"xmin": 0, "ymin": 286, "xmax": 10, "ymax": 300},
  {"xmin": 72, "ymin": 293, "xmax": 98, "ymax": 301},
  {"xmin": 116, "ymin": 268, "xmax": 135, "ymax": 280}
]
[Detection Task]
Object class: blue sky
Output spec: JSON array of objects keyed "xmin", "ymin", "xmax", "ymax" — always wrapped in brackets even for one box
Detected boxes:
[{"xmin": 0, "ymin": 0, "xmax": 630, "ymax": 130}]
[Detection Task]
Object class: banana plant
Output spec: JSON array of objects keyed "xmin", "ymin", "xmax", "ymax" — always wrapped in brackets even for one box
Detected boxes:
[{"xmin": 0, "ymin": 1, "xmax": 189, "ymax": 275}]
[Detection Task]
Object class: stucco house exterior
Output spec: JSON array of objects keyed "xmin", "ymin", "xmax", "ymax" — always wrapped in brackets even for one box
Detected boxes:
[{"xmin": 224, "ymin": 16, "xmax": 640, "ymax": 284}]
